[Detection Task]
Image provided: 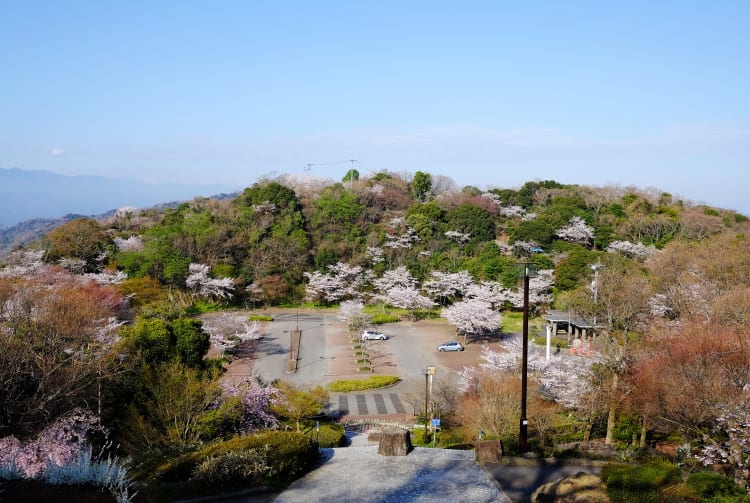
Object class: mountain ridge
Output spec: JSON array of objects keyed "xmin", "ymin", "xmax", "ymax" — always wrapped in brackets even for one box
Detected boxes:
[{"xmin": 0, "ymin": 167, "xmax": 237, "ymax": 229}]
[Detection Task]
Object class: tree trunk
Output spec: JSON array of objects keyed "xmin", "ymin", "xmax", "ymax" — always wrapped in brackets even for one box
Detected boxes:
[
  {"xmin": 639, "ymin": 416, "xmax": 648, "ymax": 449},
  {"xmin": 605, "ymin": 375, "xmax": 619, "ymax": 445}
]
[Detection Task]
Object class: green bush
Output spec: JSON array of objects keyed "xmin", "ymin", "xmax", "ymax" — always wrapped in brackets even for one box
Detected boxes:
[
  {"xmin": 604, "ymin": 461, "xmax": 682, "ymax": 503},
  {"xmin": 371, "ymin": 314, "xmax": 399, "ymax": 324},
  {"xmin": 248, "ymin": 315, "xmax": 274, "ymax": 322},
  {"xmin": 303, "ymin": 423, "xmax": 347, "ymax": 447},
  {"xmin": 328, "ymin": 376, "xmax": 401, "ymax": 392},
  {"xmin": 147, "ymin": 431, "xmax": 318, "ymax": 486},
  {"xmin": 684, "ymin": 471, "xmax": 749, "ymax": 502},
  {"xmin": 191, "ymin": 445, "xmax": 275, "ymax": 485},
  {"xmin": 192, "ymin": 396, "xmax": 244, "ymax": 441}
]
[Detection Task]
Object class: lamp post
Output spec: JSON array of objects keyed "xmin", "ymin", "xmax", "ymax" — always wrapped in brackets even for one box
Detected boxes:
[
  {"xmin": 517, "ymin": 261, "xmax": 537, "ymax": 453},
  {"xmin": 422, "ymin": 366, "xmax": 436, "ymax": 443}
]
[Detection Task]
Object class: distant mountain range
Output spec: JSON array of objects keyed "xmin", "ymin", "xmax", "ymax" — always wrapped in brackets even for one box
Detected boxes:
[
  {"xmin": 0, "ymin": 167, "xmax": 238, "ymax": 254},
  {"xmin": 0, "ymin": 167, "xmax": 237, "ymax": 228}
]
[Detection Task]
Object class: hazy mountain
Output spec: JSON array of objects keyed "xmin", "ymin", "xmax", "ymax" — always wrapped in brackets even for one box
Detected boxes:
[{"xmin": 0, "ymin": 167, "xmax": 237, "ymax": 228}]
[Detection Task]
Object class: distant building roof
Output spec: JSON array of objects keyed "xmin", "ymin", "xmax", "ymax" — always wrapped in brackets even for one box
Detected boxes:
[{"xmin": 543, "ymin": 309, "xmax": 599, "ymax": 330}]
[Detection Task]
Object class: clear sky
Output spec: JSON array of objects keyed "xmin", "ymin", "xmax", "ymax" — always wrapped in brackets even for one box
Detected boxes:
[{"xmin": 2, "ymin": 1, "xmax": 749, "ymax": 212}]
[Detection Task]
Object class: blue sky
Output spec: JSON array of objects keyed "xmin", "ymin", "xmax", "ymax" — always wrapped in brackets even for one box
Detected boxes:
[{"xmin": 2, "ymin": 1, "xmax": 749, "ymax": 212}]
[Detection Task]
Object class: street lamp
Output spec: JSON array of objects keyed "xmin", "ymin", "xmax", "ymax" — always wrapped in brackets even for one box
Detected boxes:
[
  {"xmin": 422, "ymin": 366, "xmax": 436, "ymax": 442},
  {"xmin": 517, "ymin": 261, "xmax": 537, "ymax": 453}
]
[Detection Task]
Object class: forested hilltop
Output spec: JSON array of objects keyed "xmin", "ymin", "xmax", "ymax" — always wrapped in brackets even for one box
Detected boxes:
[
  {"xmin": 3, "ymin": 170, "xmax": 750, "ymax": 501},
  {"xmin": 19, "ymin": 170, "xmax": 748, "ymax": 306}
]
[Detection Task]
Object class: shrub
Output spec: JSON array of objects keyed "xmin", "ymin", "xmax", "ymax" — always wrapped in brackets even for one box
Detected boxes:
[
  {"xmin": 304, "ymin": 423, "xmax": 346, "ymax": 448},
  {"xmin": 684, "ymin": 471, "xmax": 749, "ymax": 502},
  {"xmin": 604, "ymin": 461, "xmax": 682, "ymax": 503},
  {"xmin": 147, "ymin": 431, "xmax": 318, "ymax": 487},
  {"xmin": 328, "ymin": 376, "xmax": 401, "ymax": 392},
  {"xmin": 191, "ymin": 445, "xmax": 275, "ymax": 485},
  {"xmin": 371, "ymin": 314, "xmax": 399, "ymax": 324}
]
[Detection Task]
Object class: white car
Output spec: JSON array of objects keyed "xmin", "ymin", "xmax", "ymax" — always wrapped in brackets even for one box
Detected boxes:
[
  {"xmin": 437, "ymin": 341, "xmax": 464, "ymax": 352},
  {"xmin": 361, "ymin": 329, "xmax": 388, "ymax": 341}
]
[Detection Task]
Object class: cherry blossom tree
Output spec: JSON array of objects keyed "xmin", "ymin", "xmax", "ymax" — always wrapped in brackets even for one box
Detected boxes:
[
  {"xmin": 337, "ymin": 300, "xmax": 372, "ymax": 332},
  {"xmin": 201, "ymin": 313, "xmax": 265, "ymax": 355},
  {"xmin": 304, "ymin": 262, "xmax": 367, "ymax": 304},
  {"xmin": 697, "ymin": 401, "xmax": 750, "ymax": 491},
  {"xmin": 423, "ymin": 270, "xmax": 475, "ymax": 305},
  {"xmin": 442, "ymin": 299, "xmax": 501, "ymax": 345},
  {"xmin": 465, "ymin": 281, "xmax": 507, "ymax": 309},
  {"xmin": 606, "ymin": 240, "xmax": 655, "ymax": 260},
  {"xmin": 372, "ymin": 265, "xmax": 418, "ymax": 292},
  {"xmin": 381, "ymin": 286, "xmax": 435, "ymax": 319},
  {"xmin": 221, "ymin": 379, "xmax": 280, "ymax": 434},
  {"xmin": 444, "ymin": 230, "xmax": 471, "ymax": 245},
  {"xmin": 556, "ymin": 216, "xmax": 595, "ymax": 247},
  {"xmin": 186, "ymin": 263, "xmax": 236, "ymax": 299}
]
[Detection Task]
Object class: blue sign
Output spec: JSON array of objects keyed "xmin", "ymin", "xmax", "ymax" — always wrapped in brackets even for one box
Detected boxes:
[{"xmin": 431, "ymin": 418, "xmax": 441, "ymax": 427}]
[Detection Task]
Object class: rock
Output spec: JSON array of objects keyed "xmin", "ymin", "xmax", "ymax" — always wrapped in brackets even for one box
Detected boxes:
[
  {"xmin": 378, "ymin": 427, "xmax": 412, "ymax": 456},
  {"xmin": 475, "ymin": 440, "xmax": 503, "ymax": 463},
  {"xmin": 531, "ymin": 472, "xmax": 609, "ymax": 503}
]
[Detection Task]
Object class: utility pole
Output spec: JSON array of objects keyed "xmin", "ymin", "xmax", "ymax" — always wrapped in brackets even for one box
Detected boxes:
[{"xmin": 517, "ymin": 261, "xmax": 536, "ymax": 453}]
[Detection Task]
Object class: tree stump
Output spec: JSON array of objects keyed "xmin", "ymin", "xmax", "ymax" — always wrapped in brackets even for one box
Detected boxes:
[
  {"xmin": 378, "ymin": 427, "xmax": 412, "ymax": 456},
  {"xmin": 475, "ymin": 440, "xmax": 503, "ymax": 463}
]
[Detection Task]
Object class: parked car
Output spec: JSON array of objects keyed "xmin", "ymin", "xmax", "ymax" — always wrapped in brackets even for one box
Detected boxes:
[
  {"xmin": 361, "ymin": 329, "xmax": 388, "ymax": 341},
  {"xmin": 530, "ymin": 247, "xmax": 544, "ymax": 253},
  {"xmin": 436, "ymin": 341, "xmax": 464, "ymax": 352}
]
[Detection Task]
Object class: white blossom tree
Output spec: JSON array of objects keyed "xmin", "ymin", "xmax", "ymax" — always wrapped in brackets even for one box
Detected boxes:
[
  {"xmin": 697, "ymin": 401, "xmax": 750, "ymax": 491},
  {"xmin": 201, "ymin": 313, "xmax": 265, "ymax": 355},
  {"xmin": 442, "ymin": 299, "xmax": 501, "ymax": 345},
  {"xmin": 444, "ymin": 230, "xmax": 471, "ymax": 245},
  {"xmin": 556, "ymin": 216, "xmax": 595, "ymax": 247},
  {"xmin": 303, "ymin": 262, "xmax": 366, "ymax": 304},
  {"xmin": 423, "ymin": 270, "xmax": 475, "ymax": 305},
  {"xmin": 337, "ymin": 300, "xmax": 372, "ymax": 333},
  {"xmin": 185, "ymin": 263, "xmax": 236, "ymax": 299},
  {"xmin": 606, "ymin": 240, "xmax": 655, "ymax": 260},
  {"xmin": 381, "ymin": 286, "xmax": 435, "ymax": 319}
]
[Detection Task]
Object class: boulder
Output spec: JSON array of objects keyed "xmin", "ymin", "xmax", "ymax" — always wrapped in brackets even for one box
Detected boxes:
[
  {"xmin": 531, "ymin": 472, "xmax": 609, "ymax": 503},
  {"xmin": 378, "ymin": 427, "xmax": 412, "ymax": 456},
  {"xmin": 475, "ymin": 440, "xmax": 503, "ymax": 463}
]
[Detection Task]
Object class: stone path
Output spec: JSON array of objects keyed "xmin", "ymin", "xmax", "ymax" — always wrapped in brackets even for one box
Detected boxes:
[{"xmin": 272, "ymin": 433, "xmax": 509, "ymax": 503}]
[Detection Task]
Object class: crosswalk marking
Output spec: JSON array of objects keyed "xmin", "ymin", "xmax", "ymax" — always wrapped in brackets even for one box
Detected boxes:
[
  {"xmin": 356, "ymin": 394, "xmax": 369, "ymax": 415},
  {"xmin": 373, "ymin": 394, "xmax": 388, "ymax": 414},
  {"xmin": 331, "ymin": 393, "xmax": 412, "ymax": 417}
]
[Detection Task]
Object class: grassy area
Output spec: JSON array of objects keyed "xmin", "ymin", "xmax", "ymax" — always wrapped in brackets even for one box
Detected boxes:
[
  {"xmin": 328, "ymin": 375, "xmax": 401, "ymax": 392},
  {"xmin": 501, "ymin": 311, "xmax": 545, "ymax": 334}
]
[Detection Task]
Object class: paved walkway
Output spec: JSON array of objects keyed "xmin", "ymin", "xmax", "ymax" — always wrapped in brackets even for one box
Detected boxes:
[{"xmin": 271, "ymin": 433, "xmax": 509, "ymax": 503}]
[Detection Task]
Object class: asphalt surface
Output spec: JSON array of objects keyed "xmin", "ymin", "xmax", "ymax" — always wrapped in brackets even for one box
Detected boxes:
[{"xmin": 197, "ymin": 434, "xmax": 602, "ymax": 503}]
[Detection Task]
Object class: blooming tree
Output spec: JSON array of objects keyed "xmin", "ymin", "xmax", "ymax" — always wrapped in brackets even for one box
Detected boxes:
[
  {"xmin": 444, "ymin": 230, "xmax": 471, "ymax": 245},
  {"xmin": 556, "ymin": 216, "xmax": 595, "ymax": 246},
  {"xmin": 222, "ymin": 379, "xmax": 280, "ymax": 434},
  {"xmin": 697, "ymin": 401, "xmax": 750, "ymax": 491},
  {"xmin": 304, "ymin": 262, "xmax": 367, "ymax": 304},
  {"xmin": 113, "ymin": 235, "xmax": 143, "ymax": 252},
  {"xmin": 186, "ymin": 263, "xmax": 236, "ymax": 299},
  {"xmin": 606, "ymin": 240, "xmax": 655, "ymax": 260},
  {"xmin": 372, "ymin": 265, "xmax": 418, "ymax": 292},
  {"xmin": 382, "ymin": 286, "xmax": 436, "ymax": 318},
  {"xmin": 465, "ymin": 281, "xmax": 507, "ymax": 309},
  {"xmin": 337, "ymin": 300, "xmax": 372, "ymax": 332},
  {"xmin": 423, "ymin": 270, "xmax": 475, "ymax": 305},
  {"xmin": 201, "ymin": 313, "xmax": 265, "ymax": 354},
  {"xmin": 442, "ymin": 299, "xmax": 501, "ymax": 344}
]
